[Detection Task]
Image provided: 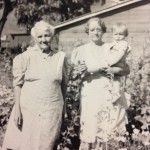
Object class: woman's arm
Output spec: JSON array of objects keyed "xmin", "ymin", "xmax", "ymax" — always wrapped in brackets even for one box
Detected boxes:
[
  {"xmin": 61, "ymin": 57, "xmax": 69, "ymax": 118},
  {"xmin": 14, "ymin": 85, "xmax": 23, "ymax": 130},
  {"xmin": 105, "ymin": 64, "xmax": 130, "ymax": 76},
  {"xmin": 13, "ymin": 54, "xmax": 26, "ymax": 131}
]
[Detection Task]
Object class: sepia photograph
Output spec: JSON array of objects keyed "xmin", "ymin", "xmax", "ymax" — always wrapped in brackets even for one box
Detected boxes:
[{"xmin": 0, "ymin": 0, "xmax": 150, "ymax": 149}]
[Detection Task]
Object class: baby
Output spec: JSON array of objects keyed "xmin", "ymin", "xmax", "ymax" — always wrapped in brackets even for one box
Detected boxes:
[{"xmin": 101, "ymin": 23, "xmax": 130, "ymax": 103}]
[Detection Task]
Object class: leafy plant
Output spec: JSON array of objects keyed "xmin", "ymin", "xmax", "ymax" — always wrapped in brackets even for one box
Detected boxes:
[{"xmin": 57, "ymin": 61, "xmax": 88, "ymax": 150}]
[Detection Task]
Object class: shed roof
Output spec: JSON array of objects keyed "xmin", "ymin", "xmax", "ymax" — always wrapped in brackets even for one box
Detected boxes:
[{"xmin": 55, "ymin": 0, "xmax": 144, "ymax": 30}]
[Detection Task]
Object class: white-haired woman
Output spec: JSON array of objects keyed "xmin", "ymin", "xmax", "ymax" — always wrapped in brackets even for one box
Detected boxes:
[{"xmin": 2, "ymin": 20, "xmax": 68, "ymax": 150}]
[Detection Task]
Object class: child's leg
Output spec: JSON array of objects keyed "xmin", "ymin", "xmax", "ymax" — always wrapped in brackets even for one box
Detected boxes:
[
  {"xmin": 111, "ymin": 106, "xmax": 126, "ymax": 131},
  {"xmin": 79, "ymin": 141, "xmax": 90, "ymax": 150},
  {"xmin": 112, "ymin": 80, "xmax": 121, "ymax": 103}
]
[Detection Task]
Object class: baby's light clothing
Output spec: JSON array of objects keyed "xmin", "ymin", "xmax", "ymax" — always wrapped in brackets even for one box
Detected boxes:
[
  {"xmin": 99, "ymin": 41, "xmax": 130, "ymax": 103},
  {"xmin": 106, "ymin": 40, "xmax": 130, "ymax": 67}
]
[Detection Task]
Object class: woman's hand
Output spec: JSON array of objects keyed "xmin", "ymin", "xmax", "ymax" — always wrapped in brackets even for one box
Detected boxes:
[
  {"xmin": 14, "ymin": 85, "xmax": 23, "ymax": 130},
  {"xmin": 105, "ymin": 64, "xmax": 130, "ymax": 76},
  {"xmin": 14, "ymin": 107, "xmax": 23, "ymax": 131},
  {"xmin": 104, "ymin": 67, "xmax": 114, "ymax": 74},
  {"xmin": 77, "ymin": 61, "xmax": 87, "ymax": 72}
]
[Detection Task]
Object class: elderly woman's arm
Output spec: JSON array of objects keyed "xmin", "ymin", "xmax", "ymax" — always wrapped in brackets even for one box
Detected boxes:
[
  {"xmin": 13, "ymin": 54, "xmax": 26, "ymax": 130},
  {"xmin": 14, "ymin": 85, "xmax": 23, "ymax": 130}
]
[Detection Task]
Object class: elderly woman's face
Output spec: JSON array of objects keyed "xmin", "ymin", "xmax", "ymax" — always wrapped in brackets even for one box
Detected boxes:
[
  {"xmin": 34, "ymin": 29, "xmax": 53, "ymax": 51},
  {"xmin": 88, "ymin": 20, "xmax": 103, "ymax": 43}
]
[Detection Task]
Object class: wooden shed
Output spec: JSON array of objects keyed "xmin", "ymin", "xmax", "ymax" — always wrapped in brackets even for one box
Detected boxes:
[
  {"xmin": 8, "ymin": 33, "xmax": 30, "ymax": 48},
  {"xmin": 55, "ymin": 0, "xmax": 150, "ymax": 61}
]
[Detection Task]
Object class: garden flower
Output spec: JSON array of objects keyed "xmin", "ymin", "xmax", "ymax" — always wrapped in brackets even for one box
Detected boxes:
[
  {"xmin": 125, "ymin": 131, "xmax": 129, "ymax": 136},
  {"xmin": 143, "ymin": 141, "xmax": 150, "ymax": 146},
  {"xmin": 118, "ymin": 136, "xmax": 126, "ymax": 142},
  {"xmin": 146, "ymin": 115, "xmax": 150, "ymax": 123},
  {"xmin": 142, "ymin": 131, "xmax": 149, "ymax": 136},
  {"xmin": 131, "ymin": 124, "xmax": 135, "ymax": 129},
  {"xmin": 133, "ymin": 128, "xmax": 140, "ymax": 135}
]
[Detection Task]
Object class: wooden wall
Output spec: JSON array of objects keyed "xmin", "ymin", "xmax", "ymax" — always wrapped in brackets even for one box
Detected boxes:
[
  {"xmin": 8, "ymin": 34, "xmax": 31, "ymax": 48},
  {"xmin": 58, "ymin": 0, "xmax": 150, "ymax": 60}
]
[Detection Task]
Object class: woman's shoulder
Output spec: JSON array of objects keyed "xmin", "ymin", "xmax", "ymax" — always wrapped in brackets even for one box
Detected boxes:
[
  {"xmin": 57, "ymin": 50, "xmax": 66, "ymax": 56},
  {"xmin": 101, "ymin": 42, "xmax": 113, "ymax": 51},
  {"xmin": 52, "ymin": 50, "xmax": 66, "ymax": 58},
  {"xmin": 70, "ymin": 43, "xmax": 89, "ymax": 64},
  {"xmin": 13, "ymin": 45, "xmax": 37, "ymax": 63},
  {"xmin": 74, "ymin": 43, "xmax": 89, "ymax": 50},
  {"xmin": 72, "ymin": 43, "xmax": 89, "ymax": 55},
  {"xmin": 102, "ymin": 42, "xmax": 111, "ymax": 47},
  {"xmin": 13, "ymin": 54, "xmax": 23, "ymax": 64}
]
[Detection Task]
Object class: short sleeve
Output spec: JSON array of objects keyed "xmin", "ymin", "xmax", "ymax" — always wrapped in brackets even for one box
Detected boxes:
[
  {"xmin": 13, "ymin": 54, "xmax": 27, "ymax": 87},
  {"xmin": 70, "ymin": 48, "xmax": 79, "ymax": 65},
  {"xmin": 70, "ymin": 45, "xmax": 86, "ymax": 65}
]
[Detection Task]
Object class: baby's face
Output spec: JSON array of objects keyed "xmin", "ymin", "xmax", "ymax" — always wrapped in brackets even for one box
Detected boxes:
[{"xmin": 113, "ymin": 30, "xmax": 126, "ymax": 42}]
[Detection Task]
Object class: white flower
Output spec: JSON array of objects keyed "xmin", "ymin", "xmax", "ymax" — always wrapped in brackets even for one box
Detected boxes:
[
  {"xmin": 57, "ymin": 145, "xmax": 61, "ymax": 150},
  {"xmin": 131, "ymin": 125, "xmax": 135, "ymax": 129},
  {"xmin": 133, "ymin": 128, "xmax": 140, "ymax": 135},
  {"xmin": 119, "ymin": 136, "xmax": 126, "ymax": 142},
  {"xmin": 142, "ymin": 131, "xmax": 149, "ymax": 136},
  {"xmin": 144, "ymin": 141, "xmax": 150, "ymax": 146},
  {"xmin": 125, "ymin": 131, "xmax": 129, "ymax": 136}
]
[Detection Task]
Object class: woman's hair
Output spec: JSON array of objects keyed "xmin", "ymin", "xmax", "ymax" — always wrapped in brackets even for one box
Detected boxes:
[
  {"xmin": 112, "ymin": 23, "xmax": 128, "ymax": 37},
  {"xmin": 31, "ymin": 20, "xmax": 55, "ymax": 39},
  {"xmin": 85, "ymin": 17, "xmax": 107, "ymax": 34}
]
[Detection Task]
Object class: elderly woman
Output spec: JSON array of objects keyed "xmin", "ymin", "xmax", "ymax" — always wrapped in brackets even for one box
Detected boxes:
[
  {"xmin": 71, "ymin": 17, "xmax": 130, "ymax": 150},
  {"xmin": 2, "ymin": 20, "xmax": 67, "ymax": 150}
]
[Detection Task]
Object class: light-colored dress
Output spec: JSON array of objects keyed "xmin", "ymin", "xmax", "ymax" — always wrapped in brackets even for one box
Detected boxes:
[
  {"xmin": 71, "ymin": 42, "xmax": 129, "ymax": 144},
  {"xmin": 2, "ymin": 45, "xmax": 67, "ymax": 150}
]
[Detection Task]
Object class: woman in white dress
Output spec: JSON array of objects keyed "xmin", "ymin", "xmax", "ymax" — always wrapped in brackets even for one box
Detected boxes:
[
  {"xmin": 2, "ymin": 20, "xmax": 68, "ymax": 150},
  {"xmin": 71, "ymin": 17, "xmax": 130, "ymax": 149}
]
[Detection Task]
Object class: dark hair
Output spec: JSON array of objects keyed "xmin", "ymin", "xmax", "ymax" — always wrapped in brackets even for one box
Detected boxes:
[
  {"xmin": 85, "ymin": 17, "xmax": 107, "ymax": 34},
  {"xmin": 111, "ymin": 23, "xmax": 128, "ymax": 37}
]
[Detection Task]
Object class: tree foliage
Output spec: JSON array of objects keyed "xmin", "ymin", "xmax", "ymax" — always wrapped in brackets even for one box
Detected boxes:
[
  {"xmin": 0, "ymin": 0, "xmax": 106, "ymax": 47},
  {"xmin": 14, "ymin": 0, "xmax": 95, "ymax": 32},
  {"xmin": 0, "ymin": 0, "xmax": 16, "ymax": 48}
]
